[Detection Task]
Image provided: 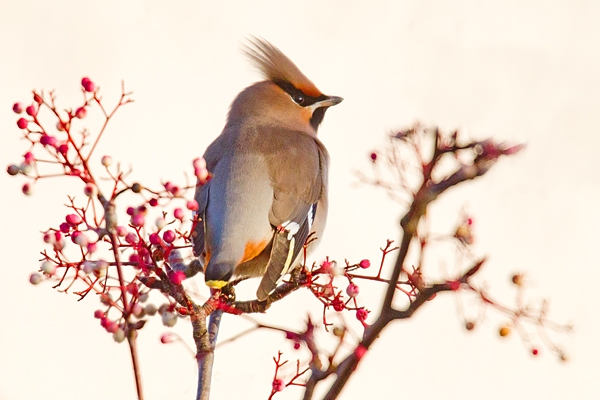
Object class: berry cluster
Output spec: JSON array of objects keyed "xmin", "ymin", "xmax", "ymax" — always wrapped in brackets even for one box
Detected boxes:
[{"xmin": 7, "ymin": 78, "xmax": 211, "ymax": 344}]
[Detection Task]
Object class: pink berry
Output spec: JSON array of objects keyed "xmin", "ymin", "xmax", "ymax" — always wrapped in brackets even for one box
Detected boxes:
[
  {"xmin": 346, "ymin": 283, "xmax": 360, "ymax": 298},
  {"xmin": 173, "ymin": 207, "xmax": 184, "ymax": 220},
  {"xmin": 83, "ymin": 183, "xmax": 98, "ymax": 197},
  {"xmin": 320, "ymin": 258, "xmax": 333, "ymax": 273},
  {"xmin": 131, "ymin": 213, "xmax": 145, "ymax": 227},
  {"xmin": 13, "ymin": 102, "xmax": 23, "ymax": 114},
  {"xmin": 54, "ymin": 231, "xmax": 62, "ymax": 242},
  {"xmin": 23, "ymin": 152, "xmax": 35, "ymax": 163},
  {"xmin": 125, "ymin": 232, "xmax": 138, "ymax": 244},
  {"xmin": 370, "ymin": 152, "xmax": 377, "ymax": 162},
  {"xmin": 22, "ymin": 183, "xmax": 34, "ymax": 195},
  {"xmin": 71, "ymin": 231, "xmax": 88, "ymax": 247},
  {"xmin": 359, "ymin": 259, "xmax": 371, "ymax": 269},
  {"xmin": 56, "ymin": 120, "xmax": 68, "ymax": 132},
  {"xmin": 75, "ymin": 106, "xmax": 87, "ymax": 119},
  {"xmin": 93, "ymin": 310, "xmax": 104, "ymax": 319},
  {"xmin": 26, "ymin": 105, "xmax": 37, "ymax": 116},
  {"xmin": 160, "ymin": 333, "xmax": 174, "ymax": 344},
  {"xmin": 169, "ymin": 270, "xmax": 186, "ymax": 285},
  {"xmin": 149, "ymin": 198, "xmax": 159, "ymax": 207},
  {"xmin": 192, "ymin": 157, "xmax": 206, "ymax": 170},
  {"xmin": 33, "ymin": 93, "xmax": 43, "ymax": 104},
  {"xmin": 272, "ymin": 379, "xmax": 285, "ymax": 392},
  {"xmin": 17, "ymin": 118, "xmax": 28, "ymax": 129},
  {"xmin": 42, "ymin": 232, "xmax": 54, "ymax": 243},
  {"xmin": 116, "ymin": 226, "xmax": 127, "ymax": 237},
  {"xmin": 126, "ymin": 206, "xmax": 135, "ymax": 216},
  {"xmin": 169, "ymin": 185, "xmax": 180, "ymax": 196},
  {"xmin": 356, "ymin": 308, "xmax": 369, "ymax": 322},
  {"xmin": 186, "ymin": 200, "xmax": 199, "ymax": 211},
  {"xmin": 163, "ymin": 230, "xmax": 176, "ymax": 243},
  {"xmin": 81, "ymin": 77, "xmax": 95, "ymax": 92},
  {"xmin": 149, "ymin": 232, "xmax": 161, "ymax": 245},
  {"xmin": 66, "ymin": 213, "xmax": 82, "ymax": 226},
  {"xmin": 87, "ymin": 242, "xmax": 97, "ymax": 253},
  {"xmin": 29, "ymin": 273, "xmax": 42, "ymax": 285},
  {"xmin": 40, "ymin": 134, "xmax": 57, "ymax": 147},
  {"xmin": 129, "ymin": 253, "xmax": 140, "ymax": 264},
  {"xmin": 105, "ymin": 320, "xmax": 119, "ymax": 333}
]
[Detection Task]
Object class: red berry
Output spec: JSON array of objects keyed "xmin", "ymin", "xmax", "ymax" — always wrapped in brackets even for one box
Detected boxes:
[
  {"xmin": 149, "ymin": 232, "xmax": 162, "ymax": 245},
  {"xmin": 448, "ymin": 280, "xmax": 461, "ymax": 291},
  {"xmin": 94, "ymin": 310, "xmax": 104, "ymax": 319},
  {"xmin": 13, "ymin": 102, "xmax": 23, "ymax": 114},
  {"xmin": 40, "ymin": 134, "xmax": 57, "ymax": 147},
  {"xmin": 532, "ymin": 348, "xmax": 539, "ymax": 356},
  {"xmin": 170, "ymin": 271, "xmax": 186, "ymax": 285},
  {"xmin": 149, "ymin": 198, "xmax": 159, "ymax": 207},
  {"xmin": 163, "ymin": 230, "xmax": 176, "ymax": 243},
  {"xmin": 332, "ymin": 297, "xmax": 345, "ymax": 312},
  {"xmin": 23, "ymin": 152, "xmax": 35, "ymax": 163},
  {"xmin": 81, "ymin": 77, "xmax": 95, "ymax": 92},
  {"xmin": 126, "ymin": 206, "xmax": 135, "ymax": 216},
  {"xmin": 356, "ymin": 308, "xmax": 368, "ymax": 322},
  {"xmin": 26, "ymin": 105, "xmax": 37, "ymax": 116},
  {"xmin": 359, "ymin": 259, "xmax": 370, "ymax": 269},
  {"xmin": 33, "ymin": 93, "xmax": 43, "ymax": 104},
  {"xmin": 17, "ymin": 118, "xmax": 28, "ymax": 129},
  {"xmin": 22, "ymin": 183, "xmax": 34, "ymax": 195},
  {"xmin": 370, "ymin": 152, "xmax": 377, "ymax": 162},
  {"xmin": 320, "ymin": 258, "xmax": 333, "ymax": 273},
  {"xmin": 66, "ymin": 213, "xmax": 82, "ymax": 226},
  {"xmin": 272, "ymin": 379, "xmax": 285, "ymax": 392},
  {"xmin": 57, "ymin": 143, "xmax": 69, "ymax": 155},
  {"xmin": 354, "ymin": 344, "xmax": 367, "ymax": 361}
]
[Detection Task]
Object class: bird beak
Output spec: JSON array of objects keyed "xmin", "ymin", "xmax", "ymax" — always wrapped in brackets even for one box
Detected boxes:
[{"xmin": 309, "ymin": 95, "xmax": 343, "ymax": 112}]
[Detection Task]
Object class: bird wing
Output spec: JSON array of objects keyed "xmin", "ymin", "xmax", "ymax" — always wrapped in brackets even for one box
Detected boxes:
[
  {"xmin": 255, "ymin": 128, "xmax": 327, "ymax": 301},
  {"xmin": 192, "ymin": 132, "xmax": 232, "ymax": 264}
]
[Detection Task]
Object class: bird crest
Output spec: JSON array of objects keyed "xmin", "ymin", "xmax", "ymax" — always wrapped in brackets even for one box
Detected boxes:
[{"xmin": 243, "ymin": 37, "xmax": 322, "ymax": 97}]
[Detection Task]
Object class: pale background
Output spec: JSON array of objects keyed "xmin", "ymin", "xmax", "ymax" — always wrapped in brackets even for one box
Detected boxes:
[{"xmin": 1, "ymin": 1, "xmax": 599, "ymax": 399}]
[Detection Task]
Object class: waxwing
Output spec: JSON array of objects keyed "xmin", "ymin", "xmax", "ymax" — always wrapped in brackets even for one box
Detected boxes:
[{"xmin": 193, "ymin": 38, "xmax": 342, "ymax": 301}]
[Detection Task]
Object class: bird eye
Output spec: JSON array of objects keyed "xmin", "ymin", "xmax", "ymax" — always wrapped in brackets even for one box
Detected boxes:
[{"xmin": 293, "ymin": 93, "xmax": 305, "ymax": 105}]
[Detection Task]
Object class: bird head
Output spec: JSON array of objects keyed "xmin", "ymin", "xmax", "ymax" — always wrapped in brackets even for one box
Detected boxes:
[{"xmin": 227, "ymin": 37, "xmax": 343, "ymax": 134}]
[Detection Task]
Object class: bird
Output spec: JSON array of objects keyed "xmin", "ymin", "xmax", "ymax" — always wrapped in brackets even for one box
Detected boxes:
[{"xmin": 192, "ymin": 37, "xmax": 342, "ymax": 301}]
